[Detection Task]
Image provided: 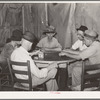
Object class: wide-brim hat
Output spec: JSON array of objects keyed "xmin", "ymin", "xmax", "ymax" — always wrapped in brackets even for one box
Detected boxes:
[
  {"xmin": 76, "ymin": 25, "xmax": 88, "ymax": 32},
  {"xmin": 43, "ymin": 25, "xmax": 57, "ymax": 35},
  {"xmin": 11, "ymin": 29, "xmax": 23, "ymax": 41},
  {"xmin": 23, "ymin": 31, "xmax": 36, "ymax": 43}
]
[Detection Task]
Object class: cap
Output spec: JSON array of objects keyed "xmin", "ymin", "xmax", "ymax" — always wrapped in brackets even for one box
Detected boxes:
[
  {"xmin": 11, "ymin": 29, "xmax": 23, "ymax": 41},
  {"xmin": 84, "ymin": 30, "xmax": 98, "ymax": 39},
  {"xmin": 23, "ymin": 31, "xmax": 36, "ymax": 43},
  {"xmin": 76, "ymin": 25, "xmax": 88, "ymax": 32}
]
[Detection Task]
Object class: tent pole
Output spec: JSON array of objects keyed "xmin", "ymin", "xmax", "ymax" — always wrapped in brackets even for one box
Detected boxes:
[
  {"xmin": 45, "ymin": 3, "xmax": 48, "ymax": 26},
  {"xmin": 22, "ymin": 5, "xmax": 25, "ymax": 34}
]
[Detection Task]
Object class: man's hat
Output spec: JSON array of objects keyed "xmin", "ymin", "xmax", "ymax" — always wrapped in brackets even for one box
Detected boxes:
[
  {"xmin": 76, "ymin": 25, "xmax": 88, "ymax": 32},
  {"xmin": 43, "ymin": 25, "xmax": 56, "ymax": 34},
  {"xmin": 11, "ymin": 29, "xmax": 23, "ymax": 41},
  {"xmin": 23, "ymin": 31, "xmax": 36, "ymax": 43},
  {"xmin": 84, "ymin": 30, "xmax": 98, "ymax": 39}
]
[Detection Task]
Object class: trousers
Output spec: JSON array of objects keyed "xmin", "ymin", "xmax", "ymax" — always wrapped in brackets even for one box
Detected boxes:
[
  {"xmin": 32, "ymin": 68, "xmax": 58, "ymax": 91},
  {"xmin": 72, "ymin": 60, "xmax": 89, "ymax": 87}
]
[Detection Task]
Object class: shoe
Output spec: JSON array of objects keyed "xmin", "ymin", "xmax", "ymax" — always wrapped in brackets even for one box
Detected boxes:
[
  {"xmin": 70, "ymin": 85, "xmax": 81, "ymax": 91},
  {"xmin": 84, "ymin": 87, "xmax": 98, "ymax": 91}
]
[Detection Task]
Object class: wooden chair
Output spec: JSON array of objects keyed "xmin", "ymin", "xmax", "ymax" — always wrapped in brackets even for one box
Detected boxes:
[
  {"xmin": 81, "ymin": 61, "xmax": 100, "ymax": 91},
  {"xmin": 0, "ymin": 62, "xmax": 11, "ymax": 91},
  {"xmin": 7, "ymin": 59, "xmax": 46, "ymax": 91}
]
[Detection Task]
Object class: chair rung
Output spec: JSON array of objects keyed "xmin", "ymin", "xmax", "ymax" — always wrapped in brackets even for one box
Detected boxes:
[
  {"xmin": 85, "ymin": 64, "xmax": 100, "ymax": 70},
  {"xmin": 84, "ymin": 82, "xmax": 99, "ymax": 89},
  {"xmin": 14, "ymin": 82, "xmax": 30, "ymax": 90}
]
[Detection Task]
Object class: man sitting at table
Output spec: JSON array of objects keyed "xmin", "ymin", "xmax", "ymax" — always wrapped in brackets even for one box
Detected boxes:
[
  {"xmin": 60, "ymin": 30, "xmax": 100, "ymax": 90},
  {"xmin": 0, "ymin": 29, "xmax": 22, "ymax": 72},
  {"xmin": 63, "ymin": 25, "xmax": 88, "ymax": 53},
  {"xmin": 37, "ymin": 25, "xmax": 62, "ymax": 51},
  {"xmin": 62, "ymin": 25, "xmax": 88, "ymax": 77},
  {"xmin": 11, "ymin": 31, "xmax": 58, "ymax": 91}
]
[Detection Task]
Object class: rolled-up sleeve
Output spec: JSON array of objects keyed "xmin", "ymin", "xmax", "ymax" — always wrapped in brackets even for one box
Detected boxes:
[
  {"xmin": 72, "ymin": 40, "xmax": 80, "ymax": 50},
  {"xmin": 37, "ymin": 39, "xmax": 43, "ymax": 48},
  {"xmin": 53, "ymin": 39, "xmax": 62, "ymax": 50}
]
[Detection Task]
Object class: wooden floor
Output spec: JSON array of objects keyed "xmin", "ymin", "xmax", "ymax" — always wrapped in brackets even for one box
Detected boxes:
[
  {"xmin": 0, "ymin": 74, "xmax": 72, "ymax": 91},
  {"xmin": 0, "ymin": 87, "xmax": 71, "ymax": 91}
]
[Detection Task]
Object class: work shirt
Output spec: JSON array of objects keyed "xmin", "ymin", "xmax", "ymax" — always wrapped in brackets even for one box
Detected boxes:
[
  {"xmin": 11, "ymin": 46, "xmax": 48, "ymax": 79},
  {"xmin": 72, "ymin": 39, "xmax": 87, "ymax": 51},
  {"xmin": 80, "ymin": 41, "xmax": 100, "ymax": 64},
  {"xmin": 37, "ymin": 37, "xmax": 62, "ymax": 50}
]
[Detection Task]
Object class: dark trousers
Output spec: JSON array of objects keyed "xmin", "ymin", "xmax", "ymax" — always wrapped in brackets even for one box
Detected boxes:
[{"xmin": 57, "ymin": 68, "xmax": 68, "ymax": 91}]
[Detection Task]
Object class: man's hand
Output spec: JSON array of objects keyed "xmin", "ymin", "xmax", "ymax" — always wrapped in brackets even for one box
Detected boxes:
[
  {"xmin": 47, "ymin": 62, "xmax": 58, "ymax": 71},
  {"xmin": 29, "ymin": 50, "xmax": 40, "ymax": 56},
  {"xmin": 59, "ymin": 52, "xmax": 67, "ymax": 56},
  {"xmin": 62, "ymin": 49, "xmax": 70, "ymax": 53}
]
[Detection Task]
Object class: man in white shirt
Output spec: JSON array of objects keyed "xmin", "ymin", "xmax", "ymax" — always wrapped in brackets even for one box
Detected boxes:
[
  {"xmin": 37, "ymin": 25, "xmax": 62, "ymax": 51},
  {"xmin": 63, "ymin": 25, "xmax": 88, "ymax": 53},
  {"xmin": 62, "ymin": 25, "xmax": 88, "ymax": 78},
  {"xmin": 11, "ymin": 31, "xmax": 58, "ymax": 91}
]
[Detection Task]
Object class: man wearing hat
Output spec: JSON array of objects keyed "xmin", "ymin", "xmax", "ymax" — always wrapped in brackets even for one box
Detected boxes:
[
  {"xmin": 61, "ymin": 25, "xmax": 88, "ymax": 79},
  {"xmin": 60, "ymin": 30, "xmax": 100, "ymax": 90},
  {"xmin": 63, "ymin": 25, "xmax": 88, "ymax": 54},
  {"xmin": 58, "ymin": 25, "xmax": 88, "ymax": 90},
  {"xmin": 11, "ymin": 31, "xmax": 58, "ymax": 91},
  {"xmin": 0, "ymin": 29, "xmax": 22, "ymax": 72},
  {"xmin": 37, "ymin": 26, "xmax": 62, "ymax": 51},
  {"xmin": 72, "ymin": 25, "xmax": 88, "ymax": 50}
]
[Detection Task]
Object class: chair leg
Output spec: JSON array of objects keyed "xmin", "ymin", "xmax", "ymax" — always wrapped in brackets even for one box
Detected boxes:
[
  {"xmin": 0, "ymin": 79, "xmax": 2, "ymax": 91},
  {"xmin": 43, "ymin": 83, "xmax": 47, "ymax": 91}
]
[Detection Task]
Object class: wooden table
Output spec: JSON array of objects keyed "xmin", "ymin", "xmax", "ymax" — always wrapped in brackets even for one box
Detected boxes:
[
  {"xmin": 33, "ymin": 55, "xmax": 76, "ymax": 90},
  {"xmin": 33, "ymin": 56, "xmax": 76, "ymax": 68}
]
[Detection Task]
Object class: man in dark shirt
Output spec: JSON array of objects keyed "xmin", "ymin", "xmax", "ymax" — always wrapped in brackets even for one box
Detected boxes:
[{"xmin": 0, "ymin": 29, "xmax": 22, "ymax": 72}]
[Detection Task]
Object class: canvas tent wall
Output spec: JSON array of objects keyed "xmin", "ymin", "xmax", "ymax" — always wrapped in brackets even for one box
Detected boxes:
[{"xmin": 0, "ymin": 3, "xmax": 100, "ymax": 49}]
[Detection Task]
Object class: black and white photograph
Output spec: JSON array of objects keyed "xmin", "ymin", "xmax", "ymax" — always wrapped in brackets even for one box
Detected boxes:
[{"xmin": 0, "ymin": 0, "xmax": 100, "ymax": 99}]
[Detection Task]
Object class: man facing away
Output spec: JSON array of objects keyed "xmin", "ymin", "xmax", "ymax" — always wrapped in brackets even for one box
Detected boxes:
[{"xmin": 11, "ymin": 31, "xmax": 58, "ymax": 91}]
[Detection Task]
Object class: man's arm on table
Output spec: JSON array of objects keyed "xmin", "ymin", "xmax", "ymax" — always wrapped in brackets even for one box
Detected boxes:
[
  {"xmin": 59, "ymin": 51, "xmax": 81, "ymax": 60},
  {"xmin": 62, "ymin": 49, "xmax": 80, "ymax": 55}
]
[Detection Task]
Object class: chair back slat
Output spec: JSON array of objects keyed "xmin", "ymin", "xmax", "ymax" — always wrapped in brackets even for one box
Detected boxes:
[
  {"xmin": 81, "ymin": 60, "xmax": 100, "ymax": 91},
  {"xmin": 11, "ymin": 61, "xmax": 29, "ymax": 66},
  {"xmin": 14, "ymin": 78, "xmax": 29, "ymax": 83},
  {"xmin": 7, "ymin": 58, "xmax": 32, "ymax": 91},
  {"xmin": 12, "ymin": 70, "xmax": 28, "ymax": 75}
]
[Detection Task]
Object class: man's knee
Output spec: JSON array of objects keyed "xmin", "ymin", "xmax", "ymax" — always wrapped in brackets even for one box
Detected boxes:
[
  {"xmin": 48, "ymin": 68, "xmax": 57, "ymax": 78},
  {"xmin": 73, "ymin": 67, "xmax": 78, "ymax": 73},
  {"xmin": 72, "ymin": 66, "xmax": 82, "ymax": 76}
]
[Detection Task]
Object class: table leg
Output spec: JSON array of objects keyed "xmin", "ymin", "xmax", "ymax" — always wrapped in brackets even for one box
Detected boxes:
[{"xmin": 57, "ymin": 63, "xmax": 68, "ymax": 91}]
